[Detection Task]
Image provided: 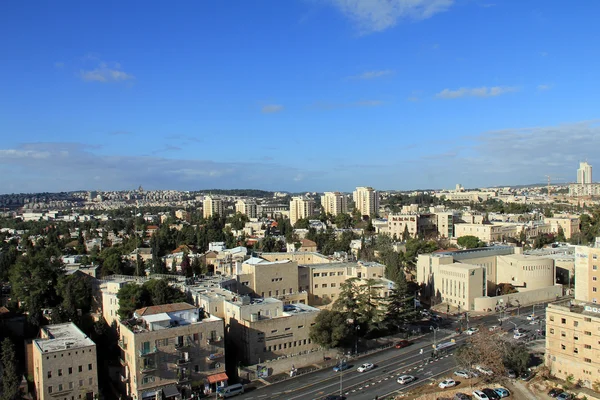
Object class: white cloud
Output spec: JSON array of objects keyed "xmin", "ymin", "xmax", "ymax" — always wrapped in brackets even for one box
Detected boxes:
[
  {"xmin": 80, "ymin": 62, "xmax": 135, "ymax": 83},
  {"xmin": 436, "ymin": 86, "xmax": 518, "ymax": 99},
  {"xmin": 537, "ymin": 84, "xmax": 552, "ymax": 91},
  {"xmin": 330, "ymin": 0, "xmax": 454, "ymax": 33},
  {"xmin": 261, "ymin": 104, "xmax": 284, "ymax": 114},
  {"xmin": 348, "ymin": 69, "xmax": 394, "ymax": 80}
]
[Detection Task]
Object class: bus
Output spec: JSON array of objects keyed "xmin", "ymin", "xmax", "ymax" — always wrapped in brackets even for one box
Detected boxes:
[{"xmin": 433, "ymin": 340, "xmax": 456, "ymax": 356}]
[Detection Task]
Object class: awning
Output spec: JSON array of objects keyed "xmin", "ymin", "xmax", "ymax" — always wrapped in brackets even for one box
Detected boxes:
[
  {"xmin": 207, "ymin": 372, "xmax": 228, "ymax": 384},
  {"xmin": 162, "ymin": 386, "xmax": 180, "ymax": 399}
]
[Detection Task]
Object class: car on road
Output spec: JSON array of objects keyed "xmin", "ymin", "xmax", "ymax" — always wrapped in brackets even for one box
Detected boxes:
[
  {"xmin": 482, "ymin": 388, "xmax": 500, "ymax": 400},
  {"xmin": 493, "ymin": 387, "xmax": 510, "ymax": 398},
  {"xmin": 324, "ymin": 396, "xmax": 347, "ymax": 400},
  {"xmin": 556, "ymin": 393, "xmax": 573, "ymax": 400},
  {"xmin": 454, "ymin": 370, "xmax": 471, "ymax": 379},
  {"xmin": 513, "ymin": 332, "xmax": 527, "ymax": 340},
  {"xmin": 465, "ymin": 327, "xmax": 479, "ymax": 335},
  {"xmin": 395, "ymin": 340, "xmax": 410, "ymax": 348},
  {"xmin": 439, "ymin": 379, "xmax": 456, "ymax": 389},
  {"xmin": 472, "ymin": 390, "xmax": 489, "ymax": 400},
  {"xmin": 357, "ymin": 363, "xmax": 374, "ymax": 372},
  {"xmin": 548, "ymin": 388, "xmax": 564, "ymax": 397},
  {"xmin": 453, "ymin": 393, "xmax": 472, "ymax": 400},
  {"xmin": 526, "ymin": 314, "xmax": 538, "ymax": 321},
  {"xmin": 333, "ymin": 363, "xmax": 349, "ymax": 372},
  {"xmin": 397, "ymin": 375, "xmax": 416, "ymax": 384},
  {"xmin": 475, "ymin": 365, "xmax": 494, "ymax": 376}
]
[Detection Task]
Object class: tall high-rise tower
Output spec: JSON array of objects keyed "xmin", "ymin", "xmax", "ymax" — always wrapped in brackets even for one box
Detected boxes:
[
  {"xmin": 577, "ymin": 161, "xmax": 593, "ymax": 184},
  {"xmin": 353, "ymin": 187, "xmax": 379, "ymax": 217},
  {"xmin": 203, "ymin": 196, "xmax": 224, "ymax": 219},
  {"xmin": 321, "ymin": 192, "xmax": 348, "ymax": 216},
  {"xmin": 289, "ymin": 197, "xmax": 315, "ymax": 226}
]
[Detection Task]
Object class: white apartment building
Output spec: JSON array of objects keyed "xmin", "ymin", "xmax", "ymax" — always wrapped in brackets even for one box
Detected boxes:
[
  {"xmin": 577, "ymin": 161, "xmax": 593, "ymax": 184},
  {"xmin": 321, "ymin": 192, "xmax": 347, "ymax": 216},
  {"xmin": 353, "ymin": 187, "xmax": 379, "ymax": 217},
  {"xmin": 203, "ymin": 196, "xmax": 224, "ymax": 219},
  {"xmin": 235, "ymin": 200, "xmax": 257, "ymax": 218},
  {"xmin": 32, "ymin": 323, "xmax": 99, "ymax": 400},
  {"xmin": 289, "ymin": 197, "xmax": 315, "ymax": 226}
]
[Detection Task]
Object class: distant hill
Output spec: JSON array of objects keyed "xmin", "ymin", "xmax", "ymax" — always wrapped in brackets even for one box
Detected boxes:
[{"xmin": 196, "ymin": 189, "xmax": 275, "ymax": 197}]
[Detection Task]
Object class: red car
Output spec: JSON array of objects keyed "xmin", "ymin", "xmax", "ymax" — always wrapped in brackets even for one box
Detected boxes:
[{"xmin": 395, "ymin": 340, "xmax": 410, "ymax": 349}]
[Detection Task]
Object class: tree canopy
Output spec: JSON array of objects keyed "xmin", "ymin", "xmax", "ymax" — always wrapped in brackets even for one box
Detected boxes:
[
  {"xmin": 117, "ymin": 279, "xmax": 187, "ymax": 320},
  {"xmin": 309, "ymin": 310, "xmax": 352, "ymax": 349},
  {"xmin": 457, "ymin": 235, "xmax": 485, "ymax": 249}
]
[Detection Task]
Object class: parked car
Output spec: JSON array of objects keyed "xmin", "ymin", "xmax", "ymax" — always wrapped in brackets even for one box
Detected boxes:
[
  {"xmin": 481, "ymin": 388, "xmax": 500, "ymax": 400},
  {"xmin": 333, "ymin": 363, "xmax": 349, "ymax": 372},
  {"xmin": 526, "ymin": 314, "xmax": 538, "ymax": 321},
  {"xmin": 466, "ymin": 327, "xmax": 480, "ymax": 335},
  {"xmin": 357, "ymin": 363, "xmax": 374, "ymax": 373},
  {"xmin": 395, "ymin": 340, "xmax": 410, "ymax": 348},
  {"xmin": 556, "ymin": 393, "xmax": 573, "ymax": 400},
  {"xmin": 520, "ymin": 370, "xmax": 534, "ymax": 381},
  {"xmin": 506, "ymin": 369, "xmax": 517, "ymax": 378},
  {"xmin": 475, "ymin": 365, "xmax": 493, "ymax": 376},
  {"xmin": 472, "ymin": 390, "xmax": 489, "ymax": 400},
  {"xmin": 493, "ymin": 388, "xmax": 510, "ymax": 398},
  {"xmin": 453, "ymin": 393, "xmax": 472, "ymax": 400},
  {"xmin": 488, "ymin": 325, "xmax": 500, "ymax": 332},
  {"xmin": 548, "ymin": 388, "xmax": 564, "ymax": 397},
  {"xmin": 439, "ymin": 379, "xmax": 456, "ymax": 389},
  {"xmin": 513, "ymin": 332, "xmax": 527, "ymax": 340},
  {"xmin": 454, "ymin": 370, "xmax": 471, "ymax": 379},
  {"xmin": 397, "ymin": 375, "xmax": 416, "ymax": 384}
]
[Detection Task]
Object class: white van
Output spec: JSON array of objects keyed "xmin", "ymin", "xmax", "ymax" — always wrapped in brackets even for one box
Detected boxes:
[{"xmin": 217, "ymin": 384, "xmax": 244, "ymax": 398}]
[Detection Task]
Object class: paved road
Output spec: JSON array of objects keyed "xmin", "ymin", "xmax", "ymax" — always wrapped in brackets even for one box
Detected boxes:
[{"xmin": 239, "ymin": 302, "xmax": 552, "ymax": 400}]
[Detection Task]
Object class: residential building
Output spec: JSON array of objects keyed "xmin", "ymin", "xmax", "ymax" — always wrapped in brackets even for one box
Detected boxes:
[
  {"xmin": 289, "ymin": 197, "xmax": 315, "ymax": 226},
  {"xmin": 384, "ymin": 213, "xmax": 437, "ymax": 239},
  {"xmin": 203, "ymin": 196, "xmax": 224, "ymax": 219},
  {"xmin": 544, "ymin": 216, "xmax": 581, "ymax": 240},
  {"xmin": 353, "ymin": 187, "xmax": 379, "ymax": 217},
  {"xmin": 574, "ymin": 242, "xmax": 600, "ymax": 303},
  {"xmin": 434, "ymin": 211, "xmax": 458, "ymax": 238},
  {"xmin": 321, "ymin": 192, "xmax": 347, "ymax": 216},
  {"xmin": 117, "ymin": 303, "xmax": 227, "ymax": 400},
  {"xmin": 454, "ymin": 223, "xmax": 519, "ymax": 243},
  {"xmin": 578, "ymin": 161, "xmax": 593, "ymax": 184},
  {"xmin": 287, "ymin": 238, "xmax": 317, "ymax": 253},
  {"xmin": 31, "ymin": 323, "xmax": 98, "ymax": 400},
  {"xmin": 235, "ymin": 200, "xmax": 257, "ymax": 218},
  {"xmin": 237, "ymin": 258, "xmax": 302, "ymax": 301},
  {"xmin": 568, "ymin": 183, "xmax": 600, "ymax": 197}
]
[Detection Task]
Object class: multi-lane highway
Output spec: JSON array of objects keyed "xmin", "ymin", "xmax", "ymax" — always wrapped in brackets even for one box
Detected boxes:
[{"xmin": 239, "ymin": 302, "xmax": 551, "ymax": 400}]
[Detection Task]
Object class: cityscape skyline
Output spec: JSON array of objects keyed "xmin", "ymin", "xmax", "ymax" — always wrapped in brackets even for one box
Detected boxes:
[{"xmin": 2, "ymin": 1, "xmax": 600, "ymax": 193}]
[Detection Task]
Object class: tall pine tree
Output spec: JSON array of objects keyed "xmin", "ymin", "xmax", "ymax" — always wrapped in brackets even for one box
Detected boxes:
[
  {"xmin": 1, "ymin": 338, "xmax": 19, "ymax": 400},
  {"xmin": 385, "ymin": 271, "xmax": 418, "ymax": 333}
]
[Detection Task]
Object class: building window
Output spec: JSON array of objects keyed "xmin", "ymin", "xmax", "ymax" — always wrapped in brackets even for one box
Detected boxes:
[
  {"xmin": 574, "ymin": 335, "xmax": 579, "ymax": 341},
  {"xmin": 586, "ymin": 344, "xmax": 592, "ymax": 349},
  {"xmin": 574, "ymin": 321, "xmax": 579, "ymax": 327},
  {"xmin": 48, "ymin": 371, "xmax": 52, "ymax": 378},
  {"xmin": 585, "ymin": 331, "xmax": 592, "ymax": 336},
  {"xmin": 574, "ymin": 348, "xmax": 579, "ymax": 354},
  {"xmin": 595, "ymin": 287, "xmax": 598, "ymax": 292},
  {"xmin": 586, "ymin": 317, "xmax": 592, "ymax": 322},
  {"xmin": 585, "ymin": 358, "xmax": 592, "ymax": 363},
  {"xmin": 285, "ymin": 327, "xmax": 291, "ymax": 331},
  {"xmin": 78, "ymin": 366, "xmax": 82, "ymax": 372},
  {"xmin": 594, "ymin": 266, "xmax": 598, "ymax": 270},
  {"xmin": 550, "ymin": 316, "xmax": 554, "ymax": 321},
  {"xmin": 561, "ymin": 318, "xmax": 566, "ymax": 324},
  {"xmin": 68, "ymin": 367, "xmax": 72, "ymax": 375},
  {"xmin": 561, "ymin": 344, "xmax": 566, "ymax": 350},
  {"xmin": 79, "ymin": 380, "xmax": 83, "ymax": 387},
  {"xmin": 337, "ymin": 272, "xmax": 343, "ymax": 276},
  {"xmin": 322, "ymin": 284, "xmax": 327, "ymax": 288},
  {"xmin": 48, "ymin": 386, "xmax": 53, "ymax": 394},
  {"xmin": 69, "ymin": 382, "xmax": 73, "ymax": 389},
  {"xmin": 58, "ymin": 369, "xmax": 62, "ymax": 376},
  {"xmin": 58, "ymin": 384, "xmax": 63, "ymax": 391},
  {"xmin": 298, "ymin": 325, "xmax": 304, "ymax": 329},
  {"xmin": 314, "ymin": 285, "xmax": 318, "ymax": 288},
  {"xmin": 313, "ymin": 273, "xmax": 320, "ymax": 277},
  {"xmin": 550, "ymin": 328, "xmax": 555, "ymax": 334},
  {"xmin": 561, "ymin": 331, "xmax": 566, "ymax": 337},
  {"xmin": 88, "ymin": 378, "xmax": 93, "ymax": 385},
  {"xmin": 271, "ymin": 329, "xmax": 277, "ymax": 333},
  {"xmin": 88, "ymin": 364, "xmax": 92, "ymax": 371},
  {"xmin": 331, "ymin": 283, "xmax": 336, "ymax": 287}
]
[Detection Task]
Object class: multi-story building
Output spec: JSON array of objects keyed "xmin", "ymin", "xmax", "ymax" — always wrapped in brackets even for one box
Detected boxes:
[
  {"xmin": 568, "ymin": 183, "xmax": 600, "ymax": 197},
  {"xmin": 574, "ymin": 242, "xmax": 600, "ymax": 303},
  {"xmin": 353, "ymin": 187, "xmax": 379, "ymax": 217},
  {"xmin": 578, "ymin": 161, "xmax": 593, "ymax": 184},
  {"xmin": 434, "ymin": 211, "xmax": 458, "ymax": 238},
  {"xmin": 384, "ymin": 213, "xmax": 437, "ymax": 239},
  {"xmin": 31, "ymin": 323, "xmax": 99, "ymax": 400},
  {"xmin": 321, "ymin": 192, "xmax": 348, "ymax": 216},
  {"xmin": 454, "ymin": 223, "xmax": 519, "ymax": 243},
  {"xmin": 237, "ymin": 258, "xmax": 302, "ymax": 301},
  {"xmin": 117, "ymin": 303, "xmax": 227, "ymax": 400},
  {"xmin": 203, "ymin": 196, "xmax": 224, "ymax": 219},
  {"xmin": 289, "ymin": 197, "xmax": 315, "ymax": 226},
  {"xmin": 544, "ymin": 216, "xmax": 581, "ymax": 240},
  {"xmin": 235, "ymin": 200, "xmax": 257, "ymax": 219}
]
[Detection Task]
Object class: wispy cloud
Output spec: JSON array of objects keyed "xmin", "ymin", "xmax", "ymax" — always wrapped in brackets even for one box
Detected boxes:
[
  {"xmin": 166, "ymin": 134, "xmax": 203, "ymax": 143},
  {"xmin": 80, "ymin": 61, "xmax": 135, "ymax": 83},
  {"xmin": 261, "ymin": 104, "xmax": 284, "ymax": 114},
  {"xmin": 330, "ymin": 0, "xmax": 454, "ymax": 34},
  {"xmin": 537, "ymin": 84, "xmax": 552, "ymax": 91},
  {"xmin": 435, "ymin": 86, "xmax": 518, "ymax": 99},
  {"xmin": 348, "ymin": 69, "xmax": 394, "ymax": 80}
]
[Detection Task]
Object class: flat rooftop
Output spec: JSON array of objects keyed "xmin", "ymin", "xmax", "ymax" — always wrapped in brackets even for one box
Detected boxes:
[
  {"xmin": 548, "ymin": 300, "xmax": 600, "ymax": 317},
  {"xmin": 35, "ymin": 323, "xmax": 95, "ymax": 353}
]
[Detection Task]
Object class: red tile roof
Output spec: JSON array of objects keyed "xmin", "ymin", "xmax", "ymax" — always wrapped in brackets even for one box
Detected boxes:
[
  {"xmin": 134, "ymin": 302, "xmax": 195, "ymax": 317},
  {"xmin": 207, "ymin": 372, "xmax": 228, "ymax": 384},
  {"xmin": 300, "ymin": 238, "xmax": 317, "ymax": 247}
]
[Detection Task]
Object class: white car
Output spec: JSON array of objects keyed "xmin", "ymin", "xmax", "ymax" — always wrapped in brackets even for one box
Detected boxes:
[
  {"xmin": 397, "ymin": 374, "xmax": 416, "ymax": 384},
  {"xmin": 438, "ymin": 379, "xmax": 456, "ymax": 388},
  {"xmin": 465, "ymin": 327, "xmax": 479, "ymax": 335},
  {"xmin": 454, "ymin": 370, "xmax": 470, "ymax": 379},
  {"xmin": 514, "ymin": 332, "xmax": 527, "ymax": 340},
  {"xmin": 526, "ymin": 314, "xmax": 538, "ymax": 321},
  {"xmin": 489, "ymin": 325, "xmax": 500, "ymax": 332},
  {"xmin": 357, "ymin": 363, "xmax": 374, "ymax": 372},
  {"xmin": 475, "ymin": 365, "xmax": 493, "ymax": 376},
  {"xmin": 472, "ymin": 390, "xmax": 490, "ymax": 400}
]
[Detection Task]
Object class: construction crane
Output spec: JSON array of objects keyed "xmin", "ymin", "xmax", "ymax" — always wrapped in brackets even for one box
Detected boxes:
[{"xmin": 544, "ymin": 175, "xmax": 565, "ymax": 196}]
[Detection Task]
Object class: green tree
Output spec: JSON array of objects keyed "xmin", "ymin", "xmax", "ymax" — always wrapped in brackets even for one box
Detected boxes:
[
  {"xmin": 309, "ymin": 310, "xmax": 352, "ymax": 349},
  {"xmin": 57, "ymin": 273, "xmax": 92, "ymax": 318},
  {"xmin": 504, "ymin": 343, "xmax": 530, "ymax": 375},
  {"xmin": 334, "ymin": 213, "xmax": 353, "ymax": 229},
  {"xmin": 402, "ymin": 225, "xmax": 410, "ymax": 242},
  {"xmin": 0, "ymin": 338, "xmax": 19, "ymax": 400},
  {"xmin": 180, "ymin": 253, "xmax": 192, "ymax": 277},
  {"xmin": 385, "ymin": 272, "xmax": 418, "ymax": 332},
  {"xmin": 117, "ymin": 283, "xmax": 147, "ymax": 320},
  {"xmin": 556, "ymin": 226, "xmax": 566, "ymax": 242},
  {"xmin": 294, "ymin": 218, "xmax": 310, "ymax": 229},
  {"xmin": 457, "ymin": 235, "xmax": 484, "ymax": 249}
]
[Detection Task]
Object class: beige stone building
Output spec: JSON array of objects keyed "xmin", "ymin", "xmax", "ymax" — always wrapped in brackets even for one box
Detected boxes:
[
  {"xmin": 32, "ymin": 323, "xmax": 98, "ymax": 400},
  {"xmin": 353, "ymin": 187, "xmax": 379, "ymax": 217},
  {"xmin": 496, "ymin": 254, "xmax": 555, "ymax": 291},
  {"xmin": 117, "ymin": 303, "xmax": 226, "ymax": 400},
  {"xmin": 203, "ymin": 196, "xmax": 224, "ymax": 219},
  {"xmin": 436, "ymin": 262, "xmax": 485, "ymax": 311},
  {"xmin": 574, "ymin": 243, "xmax": 600, "ymax": 304},
  {"xmin": 454, "ymin": 223, "xmax": 519, "ymax": 243},
  {"xmin": 321, "ymin": 192, "xmax": 347, "ymax": 216},
  {"xmin": 289, "ymin": 197, "xmax": 315, "ymax": 226},
  {"xmin": 235, "ymin": 200, "xmax": 257, "ymax": 218},
  {"xmin": 544, "ymin": 216, "xmax": 581, "ymax": 240},
  {"xmin": 260, "ymin": 251, "xmax": 337, "ymax": 265},
  {"xmin": 237, "ymin": 258, "xmax": 302, "ymax": 300},
  {"xmin": 385, "ymin": 213, "xmax": 437, "ymax": 239}
]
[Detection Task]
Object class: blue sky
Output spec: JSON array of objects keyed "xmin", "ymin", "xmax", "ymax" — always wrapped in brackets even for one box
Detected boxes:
[{"xmin": 1, "ymin": 0, "xmax": 600, "ymax": 194}]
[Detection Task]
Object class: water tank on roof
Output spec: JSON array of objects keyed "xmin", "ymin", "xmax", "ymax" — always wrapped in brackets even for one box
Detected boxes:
[{"xmin": 240, "ymin": 295, "xmax": 251, "ymax": 305}]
